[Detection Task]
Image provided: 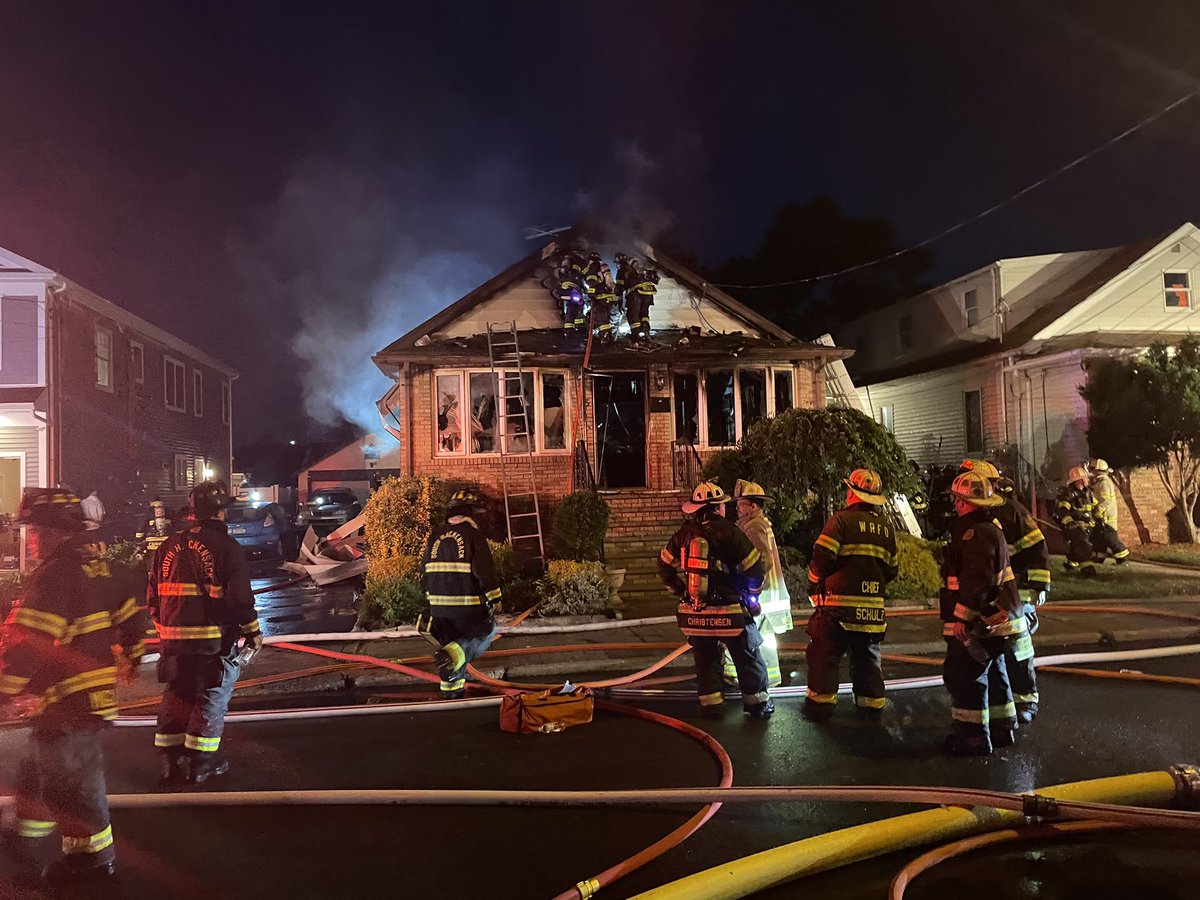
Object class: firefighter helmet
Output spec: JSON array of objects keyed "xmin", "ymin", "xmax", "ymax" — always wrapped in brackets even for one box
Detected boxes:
[
  {"xmin": 844, "ymin": 469, "xmax": 887, "ymax": 506},
  {"xmin": 733, "ymin": 479, "xmax": 773, "ymax": 504},
  {"xmin": 447, "ymin": 488, "xmax": 482, "ymax": 512},
  {"xmin": 994, "ymin": 476, "xmax": 1016, "ymax": 495},
  {"xmin": 959, "ymin": 459, "xmax": 1001, "ymax": 481},
  {"xmin": 190, "ymin": 480, "xmax": 232, "ymax": 519},
  {"xmin": 1067, "ymin": 466, "xmax": 1090, "ymax": 486},
  {"xmin": 16, "ymin": 488, "xmax": 86, "ymax": 532},
  {"xmin": 682, "ymin": 481, "xmax": 728, "ymax": 513},
  {"xmin": 949, "ymin": 471, "xmax": 1004, "ymax": 507},
  {"xmin": 1089, "ymin": 458, "xmax": 1112, "ymax": 475}
]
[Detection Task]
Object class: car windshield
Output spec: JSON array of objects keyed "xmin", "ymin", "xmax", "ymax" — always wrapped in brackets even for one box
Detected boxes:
[
  {"xmin": 308, "ymin": 493, "xmax": 355, "ymax": 507},
  {"xmin": 225, "ymin": 504, "xmax": 270, "ymax": 523}
]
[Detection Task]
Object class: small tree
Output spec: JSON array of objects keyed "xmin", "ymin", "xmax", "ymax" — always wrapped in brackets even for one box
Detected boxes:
[
  {"xmin": 1081, "ymin": 338, "xmax": 1200, "ymax": 542},
  {"xmin": 550, "ymin": 490, "xmax": 611, "ymax": 561}
]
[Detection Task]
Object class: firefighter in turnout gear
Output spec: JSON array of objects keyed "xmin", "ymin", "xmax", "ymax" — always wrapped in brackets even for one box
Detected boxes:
[
  {"xmin": 721, "ymin": 480, "xmax": 793, "ymax": 687},
  {"xmin": 803, "ymin": 469, "xmax": 898, "ymax": 722},
  {"xmin": 550, "ymin": 254, "xmax": 588, "ymax": 333},
  {"xmin": 150, "ymin": 480, "xmax": 261, "ymax": 785},
  {"xmin": 961, "ymin": 460, "xmax": 1048, "ymax": 722},
  {"xmin": 941, "ymin": 471, "xmax": 1028, "ymax": 756},
  {"xmin": 421, "ymin": 490, "xmax": 501, "ymax": 699},
  {"xmin": 625, "ymin": 262, "xmax": 659, "ymax": 341},
  {"xmin": 1088, "ymin": 458, "xmax": 1130, "ymax": 565},
  {"xmin": 0, "ymin": 488, "xmax": 149, "ymax": 885},
  {"xmin": 658, "ymin": 482, "xmax": 774, "ymax": 718},
  {"xmin": 1054, "ymin": 467, "xmax": 1098, "ymax": 578},
  {"xmin": 591, "ymin": 263, "xmax": 619, "ymax": 342}
]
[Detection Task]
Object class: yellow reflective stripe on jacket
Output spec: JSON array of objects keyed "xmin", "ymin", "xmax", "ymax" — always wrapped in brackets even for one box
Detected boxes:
[
  {"xmin": 112, "ymin": 597, "xmax": 140, "ymax": 625},
  {"xmin": 1026, "ymin": 568, "xmax": 1051, "ymax": 585},
  {"xmin": 484, "ymin": 588, "xmax": 502, "ymax": 602},
  {"xmin": 241, "ymin": 619, "xmax": 261, "ymax": 635},
  {"xmin": 18, "ymin": 819, "xmax": 56, "ymax": 838},
  {"xmin": 839, "ymin": 543, "xmax": 897, "ymax": 565},
  {"xmin": 8, "ymin": 607, "xmax": 68, "ymax": 639},
  {"xmin": 735, "ymin": 547, "xmax": 761, "ymax": 573},
  {"xmin": 425, "ymin": 562, "xmax": 473, "ymax": 574},
  {"xmin": 807, "ymin": 568, "xmax": 820, "ymax": 584},
  {"xmin": 0, "ymin": 673, "xmax": 30, "ymax": 695},
  {"xmin": 953, "ymin": 603, "xmax": 980, "ymax": 621},
  {"xmin": 158, "ymin": 583, "xmax": 223, "ymax": 599},
  {"xmin": 996, "ymin": 565, "xmax": 1015, "ymax": 585},
  {"xmin": 945, "ymin": 576, "xmax": 960, "ymax": 590},
  {"xmin": 818, "ymin": 594, "xmax": 885, "ymax": 608},
  {"xmin": 815, "ymin": 533, "xmax": 840, "ymax": 554},
  {"xmin": 63, "ymin": 610, "xmax": 113, "ymax": 642},
  {"xmin": 1012, "ymin": 527, "xmax": 1045, "ymax": 552},
  {"xmin": 659, "ymin": 548, "xmax": 677, "ymax": 565},
  {"xmin": 36, "ymin": 666, "xmax": 117, "ymax": 713},
  {"xmin": 155, "ymin": 624, "xmax": 223, "ymax": 640},
  {"xmin": 63, "ymin": 824, "xmax": 113, "ymax": 855},
  {"xmin": 427, "ymin": 594, "xmax": 483, "ymax": 606},
  {"xmin": 988, "ymin": 615, "xmax": 1028, "ymax": 637}
]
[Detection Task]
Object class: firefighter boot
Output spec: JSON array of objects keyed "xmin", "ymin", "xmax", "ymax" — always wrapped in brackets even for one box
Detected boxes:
[
  {"xmin": 1017, "ymin": 702, "xmax": 1039, "ymax": 724},
  {"xmin": 744, "ymin": 699, "xmax": 775, "ymax": 718},
  {"xmin": 44, "ymin": 858, "xmax": 118, "ymax": 893},
  {"xmin": 989, "ymin": 725, "xmax": 1016, "ymax": 748},
  {"xmin": 802, "ymin": 699, "xmax": 834, "ymax": 723},
  {"xmin": 943, "ymin": 723, "xmax": 992, "ymax": 756},
  {"xmin": 159, "ymin": 751, "xmax": 189, "ymax": 787},
  {"xmin": 189, "ymin": 756, "xmax": 230, "ymax": 784}
]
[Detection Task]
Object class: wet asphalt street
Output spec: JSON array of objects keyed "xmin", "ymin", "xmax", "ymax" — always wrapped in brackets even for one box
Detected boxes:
[
  {"xmin": 1, "ymin": 651, "xmax": 1198, "ymax": 899},
  {"xmin": 247, "ymin": 562, "xmax": 358, "ymax": 636}
]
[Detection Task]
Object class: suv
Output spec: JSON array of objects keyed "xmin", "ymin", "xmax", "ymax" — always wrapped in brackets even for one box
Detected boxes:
[{"xmin": 297, "ymin": 489, "xmax": 362, "ymax": 534}]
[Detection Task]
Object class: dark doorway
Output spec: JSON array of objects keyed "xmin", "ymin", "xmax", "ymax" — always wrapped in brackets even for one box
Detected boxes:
[{"xmin": 593, "ymin": 372, "xmax": 647, "ymax": 488}]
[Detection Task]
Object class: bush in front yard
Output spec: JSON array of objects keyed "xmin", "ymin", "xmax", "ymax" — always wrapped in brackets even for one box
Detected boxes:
[
  {"xmin": 363, "ymin": 475, "xmax": 460, "ymax": 558},
  {"xmin": 359, "ymin": 575, "xmax": 425, "ymax": 628},
  {"xmin": 366, "ymin": 553, "xmax": 421, "ymax": 584},
  {"xmin": 888, "ymin": 533, "xmax": 942, "ymax": 602},
  {"xmin": 537, "ymin": 560, "xmax": 611, "ymax": 616},
  {"xmin": 490, "ymin": 540, "xmax": 540, "ymax": 611},
  {"xmin": 550, "ymin": 491, "xmax": 610, "ymax": 561}
]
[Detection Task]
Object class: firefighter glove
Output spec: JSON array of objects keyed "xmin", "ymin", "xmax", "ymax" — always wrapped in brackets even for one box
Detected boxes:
[{"xmin": 983, "ymin": 609, "xmax": 1010, "ymax": 633}]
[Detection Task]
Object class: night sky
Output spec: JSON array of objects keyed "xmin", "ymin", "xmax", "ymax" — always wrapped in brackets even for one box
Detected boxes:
[{"xmin": 4, "ymin": 1, "xmax": 1200, "ymax": 449}]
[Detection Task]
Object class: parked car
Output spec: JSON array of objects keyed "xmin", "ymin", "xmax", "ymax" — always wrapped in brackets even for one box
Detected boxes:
[
  {"xmin": 225, "ymin": 501, "xmax": 283, "ymax": 559},
  {"xmin": 296, "ymin": 489, "xmax": 362, "ymax": 535}
]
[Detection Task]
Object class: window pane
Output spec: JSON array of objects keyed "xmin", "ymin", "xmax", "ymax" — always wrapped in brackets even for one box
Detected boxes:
[
  {"xmin": 739, "ymin": 369, "xmax": 767, "ymax": 435},
  {"xmin": 470, "ymin": 372, "xmax": 498, "ymax": 453},
  {"xmin": 774, "ymin": 370, "xmax": 794, "ymax": 413},
  {"xmin": 436, "ymin": 373, "xmax": 463, "ymax": 453},
  {"xmin": 673, "ymin": 373, "xmax": 699, "ymax": 444},
  {"xmin": 706, "ymin": 370, "xmax": 735, "ymax": 446},
  {"xmin": 1164, "ymin": 272, "xmax": 1190, "ymax": 308},
  {"xmin": 964, "ymin": 289, "xmax": 979, "ymax": 326},
  {"xmin": 541, "ymin": 372, "xmax": 565, "ymax": 450},
  {"xmin": 503, "ymin": 372, "xmax": 535, "ymax": 453}
]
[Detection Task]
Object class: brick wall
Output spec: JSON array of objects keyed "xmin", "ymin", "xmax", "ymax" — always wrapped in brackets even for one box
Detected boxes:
[{"xmin": 1114, "ymin": 466, "xmax": 1175, "ymax": 545}]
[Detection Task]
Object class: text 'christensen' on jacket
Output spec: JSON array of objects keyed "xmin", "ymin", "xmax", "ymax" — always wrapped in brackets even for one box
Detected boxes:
[
  {"xmin": 658, "ymin": 515, "xmax": 765, "ymax": 637},
  {"xmin": 0, "ymin": 537, "xmax": 149, "ymax": 727},
  {"xmin": 807, "ymin": 504, "xmax": 898, "ymax": 634},
  {"xmin": 940, "ymin": 509, "xmax": 1025, "ymax": 637},
  {"xmin": 991, "ymin": 495, "xmax": 1051, "ymax": 589},
  {"xmin": 421, "ymin": 516, "xmax": 501, "ymax": 623},
  {"xmin": 149, "ymin": 519, "xmax": 259, "ymax": 656}
]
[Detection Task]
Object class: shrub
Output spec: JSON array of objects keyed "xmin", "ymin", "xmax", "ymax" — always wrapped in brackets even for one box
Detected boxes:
[
  {"xmin": 782, "ymin": 564, "xmax": 810, "ymax": 607},
  {"xmin": 489, "ymin": 540, "xmax": 540, "ymax": 611},
  {"xmin": 359, "ymin": 575, "xmax": 425, "ymax": 628},
  {"xmin": 779, "ymin": 544, "xmax": 807, "ymax": 569},
  {"xmin": 366, "ymin": 553, "xmax": 420, "ymax": 584},
  {"xmin": 363, "ymin": 475, "xmax": 460, "ymax": 559},
  {"xmin": 99, "ymin": 539, "xmax": 145, "ymax": 572},
  {"xmin": 537, "ymin": 560, "xmax": 611, "ymax": 616},
  {"xmin": 888, "ymin": 533, "xmax": 942, "ymax": 602},
  {"xmin": 550, "ymin": 491, "xmax": 610, "ymax": 561}
]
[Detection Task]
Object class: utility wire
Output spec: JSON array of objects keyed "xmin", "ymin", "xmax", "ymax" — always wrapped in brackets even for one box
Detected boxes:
[{"xmin": 715, "ymin": 87, "xmax": 1200, "ymax": 291}]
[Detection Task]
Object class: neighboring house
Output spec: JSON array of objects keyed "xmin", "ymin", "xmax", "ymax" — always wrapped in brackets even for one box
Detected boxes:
[
  {"xmin": 0, "ymin": 244, "xmax": 236, "ymax": 558},
  {"xmin": 371, "ymin": 232, "xmax": 847, "ymax": 603},
  {"xmin": 835, "ymin": 222, "xmax": 1200, "ymax": 545},
  {"xmin": 296, "ymin": 432, "xmax": 402, "ymax": 502}
]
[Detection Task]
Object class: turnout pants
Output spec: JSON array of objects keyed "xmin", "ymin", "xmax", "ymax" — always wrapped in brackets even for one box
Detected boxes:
[
  {"xmin": 690, "ymin": 622, "xmax": 770, "ymax": 708},
  {"xmin": 723, "ymin": 614, "xmax": 782, "ymax": 686},
  {"xmin": 1003, "ymin": 593, "xmax": 1039, "ymax": 713},
  {"xmin": 943, "ymin": 635, "xmax": 1016, "ymax": 743},
  {"xmin": 432, "ymin": 616, "xmax": 497, "ymax": 695},
  {"xmin": 14, "ymin": 723, "xmax": 114, "ymax": 871},
  {"xmin": 1062, "ymin": 525, "xmax": 1096, "ymax": 575},
  {"xmin": 804, "ymin": 608, "xmax": 885, "ymax": 711},
  {"xmin": 1091, "ymin": 524, "xmax": 1129, "ymax": 563},
  {"xmin": 156, "ymin": 649, "xmax": 240, "ymax": 759}
]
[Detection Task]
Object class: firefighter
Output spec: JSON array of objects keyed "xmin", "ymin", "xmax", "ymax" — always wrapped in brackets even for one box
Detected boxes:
[
  {"xmin": 150, "ymin": 480, "xmax": 261, "ymax": 785},
  {"xmin": 0, "ymin": 488, "xmax": 149, "ymax": 885},
  {"xmin": 550, "ymin": 256, "xmax": 587, "ymax": 332},
  {"xmin": 135, "ymin": 497, "xmax": 172, "ymax": 558},
  {"xmin": 1054, "ymin": 467, "xmax": 1098, "ymax": 578},
  {"xmin": 591, "ymin": 263, "xmax": 618, "ymax": 342},
  {"xmin": 1088, "ymin": 459, "xmax": 1130, "ymax": 565},
  {"xmin": 803, "ymin": 469, "xmax": 898, "ymax": 722},
  {"xmin": 421, "ymin": 489, "xmax": 501, "ymax": 699},
  {"xmin": 961, "ymin": 460, "xmax": 1048, "ymax": 723},
  {"xmin": 625, "ymin": 264, "xmax": 659, "ymax": 341},
  {"xmin": 721, "ymin": 480, "xmax": 793, "ymax": 687},
  {"xmin": 658, "ymin": 482, "xmax": 773, "ymax": 718},
  {"xmin": 941, "ymin": 471, "xmax": 1027, "ymax": 755}
]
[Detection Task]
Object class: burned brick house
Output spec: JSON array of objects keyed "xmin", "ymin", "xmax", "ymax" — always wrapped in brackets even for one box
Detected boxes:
[{"xmin": 371, "ymin": 234, "xmax": 848, "ymax": 604}]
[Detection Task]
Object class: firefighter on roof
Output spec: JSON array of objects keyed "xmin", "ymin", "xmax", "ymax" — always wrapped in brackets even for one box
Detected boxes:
[
  {"xmin": 722, "ymin": 480, "xmax": 792, "ymax": 687},
  {"xmin": 803, "ymin": 469, "xmax": 898, "ymax": 722},
  {"xmin": 1088, "ymin": 458, "xmax": 1130, "ymax": 565},
  {"xmin": 625, "ymin": 263, "xmax": 659, "ymax": 341},
  {"xmin": 591, "ymin": 263, "xmax": 619, "ymax": 342},
  {"xmin": 941, "ymin": 471, "xmax": 1027, "ymax": 755},
  {"xmin": 658, "ymin": 482, "xmax": 774, "ymax": 718},
  {"xmin": 550, "ymin": 254, "xmax": 587, "ymax": 333},
  {"xmin": 1054, "ymin": 467, "xmax": 1098, "ymax": 578},
  {"xmin": 150, "ymin": 480, "xmax": 261, "ymax": 785},
  {"xmin": 0, "ymin": 488, "xmax": 149, "ymax": 886},
  {"xmin": 421, "ymin": 489, "xmax": 501, "ymax": 699}
]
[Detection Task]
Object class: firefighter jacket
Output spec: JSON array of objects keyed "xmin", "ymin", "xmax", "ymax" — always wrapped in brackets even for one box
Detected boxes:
[
  {"xmin": 149, "ymin": 519, "xmax": 259, "ymax": 657},
  {"xmin": 807, "ymin": 503, "xmax": 898, "ymax": 634},
  {"xmin": 1054, "ymin": 484, "xmax": 1097, "ymax": 533},
  {"xmin": 658, "ymin": 515, "xmax": 765, "ymax": 638},
  {"xmin": 0, "ymin": 537, "xmax": 149, "ymax": 729},
  {"xmin": 421, "ymin": 516, "xmax": 501, "ymax": 624},
  {"xmin": 992, "ymin": 496, "xmax": 1050, "ymax": 589},
  {"xmin": 940, "ymin": 509, "xmax": 1025, "ymax": 638},
  {"xmin": 736, "ymin": 507, "xmax": 793, "ymax": 634},
  {"xmin": 1093, "ymin": 475, "xmax": 1120, "ymax": 529}
]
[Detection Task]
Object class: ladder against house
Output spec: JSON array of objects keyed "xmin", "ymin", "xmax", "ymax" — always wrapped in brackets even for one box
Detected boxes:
[{"xmin": 485, "ymin": 322, "xmax": 546, "ymax": 564}]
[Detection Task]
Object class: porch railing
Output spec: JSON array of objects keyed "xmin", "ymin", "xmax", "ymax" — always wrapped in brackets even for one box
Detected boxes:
[{"xmin": 672, "ymin": 440, "xmax": 704, "ymax": 489}]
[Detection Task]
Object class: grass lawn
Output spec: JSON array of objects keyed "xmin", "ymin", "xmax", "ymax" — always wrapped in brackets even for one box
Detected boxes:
[
  {"xmin": 1047, "ymin": 556, "xmax": 1200, "ymax": 601},
  {"xmin": 1128, "ymin": 543, "xmax": 1200, "ymax": 567}
]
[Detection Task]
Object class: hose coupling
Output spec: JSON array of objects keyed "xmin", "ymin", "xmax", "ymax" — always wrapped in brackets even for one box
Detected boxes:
[
  {"xmin": 1169, "ymin": 764, "xmax": 1200, "ymax": 810},
  {"xmin": 1022, "ymin": 792, "xmax": 1059, "ymax": 821},
  {"xmin": 576, "ymin": 877, "xmax": 601, "ymax": 899}
]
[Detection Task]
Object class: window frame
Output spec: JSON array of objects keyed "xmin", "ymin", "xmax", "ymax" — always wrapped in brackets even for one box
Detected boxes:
[
  {"xmin": 193, "ymin": 369, "xmax": 204, "ymax": 417},
  {"xmin": 672, "ymin": 365, "xmax": 796, "ymax": 448},
  {"xmin": 431, "ymin": 367, "xmax": 570, "ymax": 458},
  {"xmin": 964, "ymin": 389, "xmax": 984, "ymax": 453},
  {"xmin": 879, "ymin": 404, "xmax": 894, "ymax": 434},
  {"xmin": 129, "ymin": 340, "xmax": 144, "ymax": 384},
  {"xmin": 1162, "ymin": 270, "xmax": 1192, "ymax": 311},
  {"xmin": 173, "ymin": 454, "xmax": 191, "ymax": 489},
  {"xmin": 964, "ymin": 288, "xmax": 979, "ymax": 327},
  {"xmin": 164, "ymin": 357, "xmax": 187, "ymax": 412},
  {"xmin": 221, "ymin": 381, "xmax": 231, "ymax": 426},
  {"xmin": 94, "ymin": 325, "xmax": 113, "ymax": 392}
]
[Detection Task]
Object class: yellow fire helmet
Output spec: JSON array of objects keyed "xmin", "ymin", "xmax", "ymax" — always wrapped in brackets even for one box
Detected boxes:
[
  {"xmin": 844, "ymin": 469, "xmax": 887, "ymax": 506},
  {"xmin": 1068, "ymin": 466, "xmax": 1090, "ymax": 485},
  {"xmin": 682, "ymin": 481, "xmax": 728, "ymax": 514},
  {"xmin": 960, "ymin": 458, "xmax": 1001, "ymax": 481},
  {"xmin": 733, "ymin": 479, "xmax": 773, "ymax": 503},
  {"xmin": 1089, "ymin": 458, "xmax": 1112, "ymax": 474},
  {"xmin": 950, "ymin": 471, "xmax": 1005, "ymax": 507}
]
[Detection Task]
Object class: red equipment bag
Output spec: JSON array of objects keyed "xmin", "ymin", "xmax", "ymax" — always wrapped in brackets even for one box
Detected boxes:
[{"xmin": 499, "ymin": 686, "xmax": 594, "ymax": 734}]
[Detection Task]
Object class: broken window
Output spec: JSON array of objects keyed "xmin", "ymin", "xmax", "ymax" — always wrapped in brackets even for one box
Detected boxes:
[
  {"xmin": 673, "ymin": 373, "xmax": 699, "ymax": 445},
  {"xmin": 502, "ymin": 372, "xmax": 535, "ymax": 453},
  {"xmin": 436, "ymin": 373, "xmax": 464, "ymax": 453},
  {"xmin": 774, "ymin": 369, "xmax": 794, "ymax": 414},
  {"xmin": 541, "ymin": 372, "xmax": 566, "ymax": 450},
  {"xmin": 470, "ymin": 372, "xmax": 498, "ymax": 453},
  {"xmin": 706, "ymin": 370, "xmax": 735, "ymax": 447},
  {"xmin": 739, "ymin": 368, "xmax": 767, "ymax": 435}
]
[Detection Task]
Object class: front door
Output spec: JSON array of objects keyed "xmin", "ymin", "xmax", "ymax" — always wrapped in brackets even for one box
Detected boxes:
[{"xmin": 593, "ymin": 372, "xmax": 647, "ymax": 489}]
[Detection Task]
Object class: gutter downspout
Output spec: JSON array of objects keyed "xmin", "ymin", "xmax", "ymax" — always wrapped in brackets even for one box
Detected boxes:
[
  {"xmin": 401, "ymin": 363, "xmax": 414, "ymax": 476},
  {"xmin": 46, "ymin": 278, "xmax": 67, "ymax": 487}
]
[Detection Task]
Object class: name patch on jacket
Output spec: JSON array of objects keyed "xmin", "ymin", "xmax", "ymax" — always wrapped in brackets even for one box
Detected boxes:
[{"xmin": 677, "ymin": 603, "xmax": 745, "ymax": 637}]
